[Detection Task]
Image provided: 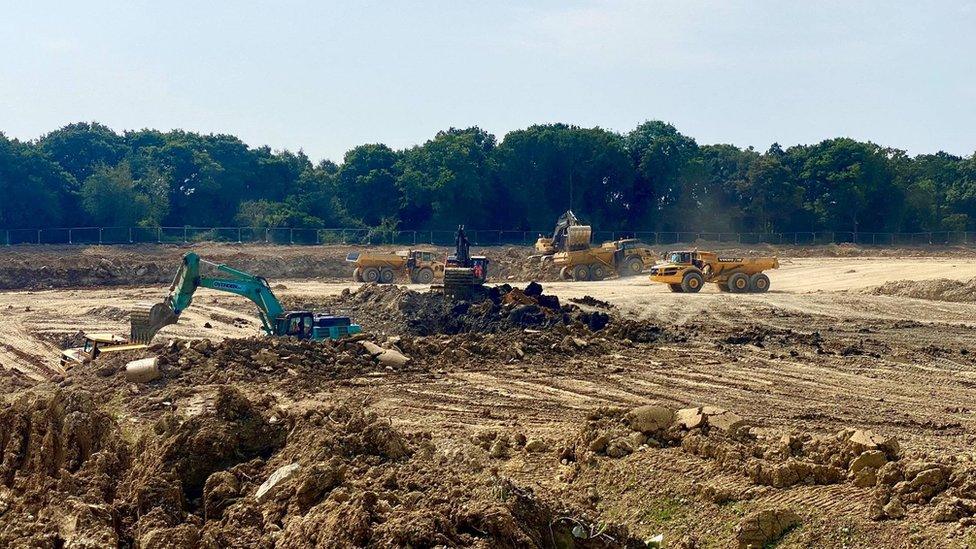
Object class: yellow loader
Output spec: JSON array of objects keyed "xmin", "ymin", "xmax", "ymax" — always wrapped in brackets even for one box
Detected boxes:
[{"xmin": 648, "ymin": 250, "xmax": 779, "ymax": 293}]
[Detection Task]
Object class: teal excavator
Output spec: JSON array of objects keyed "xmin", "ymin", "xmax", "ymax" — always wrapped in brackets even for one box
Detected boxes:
[{"xmin": 130, "ymin": 252, "xmax": 360, "ymax": 344}]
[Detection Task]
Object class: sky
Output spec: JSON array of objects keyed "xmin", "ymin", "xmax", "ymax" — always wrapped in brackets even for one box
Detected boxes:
[{"xmin": 1, "ymin": 1, "xmax": 974, "ymax": 162}]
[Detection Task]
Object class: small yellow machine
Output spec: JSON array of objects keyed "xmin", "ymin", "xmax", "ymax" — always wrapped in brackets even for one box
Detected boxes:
[
  {"xmin": 59, "ymin": 332, "xmax": 147, "ymax": 368},
  {"xmin": 346, "ymin": 249, "xmax": 444, "ymax": 284},
  {"xmin": 648, "ymin": 250, "xmax": 779, "ymax": 293},
  {"xmin": 552, "ymin": 227, "xmax": 657, "ymax": 281}
]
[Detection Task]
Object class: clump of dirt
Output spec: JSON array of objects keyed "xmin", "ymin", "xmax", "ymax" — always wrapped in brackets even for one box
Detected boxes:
[
  {"xmin": 0, "ymin": 387, "xmax": 644, "ymax": 548},
  {"xmin": 565, "ymin": 403, "xmax": 976, "ymax": 524},
  {"xmin": 570, "ymin": 296, "xmax": 615, "ymax": 309},
  {"xmin": 869, "ymin": 278, "xmax": 976, "ymax": 303}
]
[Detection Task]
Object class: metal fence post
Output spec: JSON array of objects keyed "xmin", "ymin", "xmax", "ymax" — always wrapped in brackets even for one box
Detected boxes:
[
  {"xmin": 5, "ymin": 230, "xmax": 9, "ymax": 246},
  {"xmin": 129, "ymin": 227, "xmax": 133, "ymax": 243},
  {"xmin": 290, "ymin": 228, "xmax": 295, "ymax": 245},
  {"xmin": 37, "ymin": 229, "xmax": 41, "ymax": 244},
  {"xmin": 157, "ymin": 227, "xmax": 162, "ymax": 243},
  {"xmin": 238, "ymin": 228, "xmax": 243, "ymax": 243},
  {"xmin": 68, "ymin": 228, "xmax": 73, "ymax": 245},
  {"xmin": 183, "ymin": 227, "xmax": 188, "ymax": 243}
]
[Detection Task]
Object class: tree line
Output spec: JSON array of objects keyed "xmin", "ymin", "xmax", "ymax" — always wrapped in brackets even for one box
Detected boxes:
[{"xmin": 2, "ymin": 121, "xmax": 975, "ymax": 234}]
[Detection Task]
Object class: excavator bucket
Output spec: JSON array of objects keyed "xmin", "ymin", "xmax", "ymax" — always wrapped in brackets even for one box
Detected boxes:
[{"xmin": 130, "ymin": 302, "xmax": 179, "ymax": 344}]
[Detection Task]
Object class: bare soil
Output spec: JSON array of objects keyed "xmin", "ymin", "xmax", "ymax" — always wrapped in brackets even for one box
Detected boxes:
[{"xmin": 3, "ymin": 246, "xmax": 976, "ymax": 547}]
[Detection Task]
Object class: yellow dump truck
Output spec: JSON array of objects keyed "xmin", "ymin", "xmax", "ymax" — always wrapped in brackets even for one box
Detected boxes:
[
  {"xmin": 60, "ymin": 332, "xmax": 147, "ymax": 368},
  {"xmin": 553, "ymin": 226, "xmax": 657, "ymax": 281},
  {"xmin": 648, "ymin": 250, "xmax": 779, "ymax": 293},
  {"xmin": 346, "ymin": 249, "xmax": 444, "ymax": 284}
]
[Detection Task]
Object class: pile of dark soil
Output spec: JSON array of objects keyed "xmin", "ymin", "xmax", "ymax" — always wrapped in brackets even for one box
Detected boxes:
[{"xmin": 295, "ymin": 282, "xmax": 613, "ymax": 337}]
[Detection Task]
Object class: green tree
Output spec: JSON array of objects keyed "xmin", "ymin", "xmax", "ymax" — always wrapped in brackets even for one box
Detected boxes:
[
  {"xmin": 80, "ymin": 162, "xmax": 149, "ymax": 227},
  {"xmin": 337, "ymin": 144, "xmax": 401, "ymax": 226}
]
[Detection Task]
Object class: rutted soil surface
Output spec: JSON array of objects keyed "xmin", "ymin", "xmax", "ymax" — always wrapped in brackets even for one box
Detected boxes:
[{"xmin": 5, "ymin": 258, "xmax": 976, "ymax": 546}]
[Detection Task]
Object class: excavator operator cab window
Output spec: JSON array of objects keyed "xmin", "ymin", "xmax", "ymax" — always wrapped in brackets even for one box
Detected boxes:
[{"xmin": 285, "ymin": 313, "xmax": 313, "ymax": 339}]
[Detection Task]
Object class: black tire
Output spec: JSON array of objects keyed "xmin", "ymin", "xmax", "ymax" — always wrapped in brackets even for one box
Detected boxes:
[
  {"xmin": 353, "ymin": 268, "xmax": 363, "ymax": 283},
  {"xmin": 362, "ymin": 267, "xmax": 380, "ymax": 283},
  {"xmin": 559, "ymin": 266, "xmax": 571, "ymax": 280},
  {"xmin": 379, "ymin": 268, "xmax": 395, "ymax": 284},
  {"xmin": 620, "ymin": 256, "xmax": 644, "ymax": 277},
  {"xmin": 589, "ymin": 264, "xmax": 608, "ymax": 281},
  {"xmin": 681, "ymin": 271, "xmax": 704, "ymax": 293},
  {"xmin": 572, "ymin": 264, "xmax": 590, "ymax": 281},
  {"xmin": 750, "ymin": 273, "xmax": 770, "ymax": 293},
  {"xmin": 728, "ymin": 272, "xmax": 749, "ymax": 293},
  {"xmin": 416, "ymin": 267, "xmax": 435, "ymax": 284},
  {"xmin": 668, "ymin": 284, "xmax": 683, "ymax": 293}
]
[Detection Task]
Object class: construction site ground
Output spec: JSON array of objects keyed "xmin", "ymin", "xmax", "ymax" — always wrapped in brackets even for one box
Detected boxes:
[{"xmin": 3, "ymin": 244, "xmax": 976, "ymax": 547}]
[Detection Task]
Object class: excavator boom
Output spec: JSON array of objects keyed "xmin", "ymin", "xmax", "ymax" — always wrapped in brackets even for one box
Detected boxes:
[{"xmin": 130, "ymin": 252, "xmax": 286, "ymax": 343}]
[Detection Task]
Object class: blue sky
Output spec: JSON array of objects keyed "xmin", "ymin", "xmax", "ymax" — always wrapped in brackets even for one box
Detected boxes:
[{"xmin": 2, "ymin": 1, "xmax": 974, "ymax": 161}]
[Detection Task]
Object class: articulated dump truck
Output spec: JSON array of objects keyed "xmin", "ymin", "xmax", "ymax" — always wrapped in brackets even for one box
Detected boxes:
[
  {"xmin": 346, "ymin": 249, "xmax": 444, "ymax": 284},
  {"xmin": 552, "ymin": 226, "xmax": 657, "ymax": 281},
  {"xmin": 649, "ymin": 250, "xmax": 779, "ymax": 293}
]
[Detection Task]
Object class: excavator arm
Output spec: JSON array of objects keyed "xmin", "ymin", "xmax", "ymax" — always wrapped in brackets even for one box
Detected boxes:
[{"xmin": 130, "ymin": 252, "xmax": 285, "ymax": 343}]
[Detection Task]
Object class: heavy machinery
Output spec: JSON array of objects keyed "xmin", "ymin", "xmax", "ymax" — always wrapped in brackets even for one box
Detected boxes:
[
  {"xmin": 130, "ymin": 252, "xmax": 361, "ymax": 344},
  {"xmin": 553, "ymin": 235, "xmax": 657, "ymax": 281},
  {"xmin": 443, "ymin": 225, "xmax": 490, "ymax": 299},
  {"xmin": 60, "ymin": 332, "xmax": 147, "ymax": 368},
  {"xmin": 648, "ymin": 250, "xmax": 779, "ymax": 293},
  {"xmin": 535, "ymin": 210, "xmax": 583, "ymax": 255},
  {"xmin": 346, "ymin": 249, "xmax": 443, "ymax": 284}
]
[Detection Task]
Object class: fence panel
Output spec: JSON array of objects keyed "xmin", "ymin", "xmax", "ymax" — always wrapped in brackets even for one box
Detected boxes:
[{"xmin": 8, "ymin": 225, "xmax": 976, "ymax": 248}]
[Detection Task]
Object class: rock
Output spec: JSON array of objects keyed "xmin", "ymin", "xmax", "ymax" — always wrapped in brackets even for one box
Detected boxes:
[
  {"xmin": 877, "ymin": 462, "xmax": 904, "ymax": 485},
  {"xmin": 735, "ymin": 507, "xmax": 800, "ymax": 548},
  {"xmin": 360, "ymin": 341, "xmax": 410, "ymax": 367},
  {"xmin": 588, "ymin": 434, "xmax": 610, "ymax": 454},
  {"xmin": 933, "ymin": 497, "xmax": 966, "ymax": 523},
  {"xmin": 848, "ymin": 429, "xmax": 900, "ymax": 459},
  {"xmin": 489, "ymin": 440, "xmax": 509, "ymax": 459},
  {"xmin": 626, "ymin": 405, "xmax": 674, "ymax": 433},
  {"xmin": 203, "ymin": 471, "xmax": 240, "ymax": 520},
  {"xmin": 675, "ymin": 407, "xmax": 705, "ymax": 430},
  {"xmin": 140, "ymin": 524, "xmax": 201, "ymax": 549},
  {"xmin": 524, "ymin": 439, "xmax": 547, "ymax": 453},
  {"xmin": 883, "ymin": 496, "xmax": 906, "ymax": 519},
  {"xmin": 675, "ymin": 405, "xmax": 746, "ymax": 434},
  {"xmin": 849, "ymin": 450, "xmax": 887, "ymax": 474},
  {"xmin": 295, "ymin": 459, "xmax": 346, "ymax": 511},
  {"xmin": 255, "ymin": 463, "xmax": 301, "ymax": 503},
  {"xmin": 606, "ymin": 438, "xmax": 634, "ymax": 458},
  {"xmin": 852, "ymin": 467, "xmax": 878, "ymax": 488}
]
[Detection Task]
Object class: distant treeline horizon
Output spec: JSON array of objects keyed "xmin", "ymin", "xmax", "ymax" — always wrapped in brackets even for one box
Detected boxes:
[{"xmin": 1, "ymin": 122, "xmax": 974, "ymax": 233}]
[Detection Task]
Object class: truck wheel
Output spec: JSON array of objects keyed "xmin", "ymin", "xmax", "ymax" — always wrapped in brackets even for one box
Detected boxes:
[
  {"xmin": 416, "ymin": 267, "xmax": 435, "ymax": 284},
  {"xmin": 621, "ymin": 257, "xmax": 644, "ymax": 277},
  {"xmin": 559, "ymin": 266, "xmax": 571, "ymax": 280},
  {"xmin": 353, "ymin": 268, "xmax": 364, "ymax": 283},
  {"xmin": 379, "ymin": 268, "xmax": 395, "ymax": 284},
  {"xmin": 750, "ymin": 273, "xmax": 770, "ymax": 293},
  {"xmin": 589, "ymin": 264, "xmax": 608, "ymax": 281},
  {"xmin": 362, "ymin": 267, "xmax": 380, "ymax": 283},
  {"xmin": 572, "ymin": 264, "xmax": 590, "ymax": 281},
  {"xmin": 728, "ymin": 272, "xmax": 749, "ymax": 293},
  {"xmin": 681, "ymin": 271, "xmax": 704, "ymax": 293},
  {"xmin": 668, "ymin": 284, "xmax": 683, "ymax": 293}
]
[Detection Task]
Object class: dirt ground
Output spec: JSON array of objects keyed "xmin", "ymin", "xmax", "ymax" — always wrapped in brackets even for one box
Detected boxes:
[{"xmin": 3, "ymin": 246, "xmax": 976, "ymax": 547}]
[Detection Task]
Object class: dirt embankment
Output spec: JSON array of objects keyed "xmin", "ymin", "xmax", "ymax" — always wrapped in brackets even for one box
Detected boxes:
[
  {"xmin": 868, "ymin": 278, "xmax": 976, "ymax": 303},
  {"xmin": 3, "ymin": 241, "xmax": 974, "ymax": 291}
]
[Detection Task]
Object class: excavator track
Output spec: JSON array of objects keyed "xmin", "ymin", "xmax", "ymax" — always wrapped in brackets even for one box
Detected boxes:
[{"xmin": 130, "ymin": 302, "xmax": 179, "ymax": 344}]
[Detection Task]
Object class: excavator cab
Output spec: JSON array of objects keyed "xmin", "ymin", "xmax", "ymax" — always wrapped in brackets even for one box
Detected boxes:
[{"xmin": 277, "ymin": 312, "xmax": 315, "ymax": 339}]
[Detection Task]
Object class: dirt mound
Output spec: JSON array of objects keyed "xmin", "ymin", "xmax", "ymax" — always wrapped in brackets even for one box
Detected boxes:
[
  {"xmin": 869, "ymin": 278, "xmax": 976, "ymax": 302},
  {"xmin": 0, "ymin": 387, "xmax": 644, "ymax": 548},
  {"xmin": 297, "ymin": 282, "xmax": 613, "ymax": 337}
]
